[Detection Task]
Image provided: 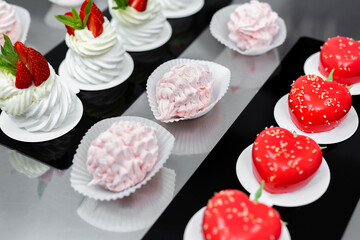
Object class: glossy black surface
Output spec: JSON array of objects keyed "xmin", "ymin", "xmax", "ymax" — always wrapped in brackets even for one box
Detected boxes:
[
  {"xmin": 0, "ymin": 1, "xmax": 231, "ymax": 169},
  {"xmin": 143, "ymin": 37, "xmax": 360, "ymax": 240}
]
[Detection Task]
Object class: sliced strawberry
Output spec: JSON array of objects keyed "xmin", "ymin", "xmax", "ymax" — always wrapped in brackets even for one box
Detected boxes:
[
  {"xmin": 65, "ymin": 12, "xmax": 75, "ymax": 36},
  {"xmin": 26, "ymin": 48, "xmax": 50, "ymax": 86},
  {"xmin": 87, "ymin": 13, "xmax": 103, "ymax": 38},
  {"xmin": 129, "ymin": 0, "xmax": 148, "ymax": 12},
  {"xmin": 80, "ymin": 0, "xmax": 104, "ymax": 23},
  {"xmin": 14, "ymin": 41, "xmax": 28, "ymax": 65},
  {"xmin": 15, "ymin": 59, "xmax": 33, "ymax": 89}
]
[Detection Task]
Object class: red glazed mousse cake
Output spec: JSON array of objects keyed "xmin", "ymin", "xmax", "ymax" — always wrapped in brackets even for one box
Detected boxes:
[
  {"xmin": 288, "ymin": 74, "xmax": 352, "ymax": 133},
  {"xmin": 319, "ymin": 36, "xmax": 360, "ymax": 86}
]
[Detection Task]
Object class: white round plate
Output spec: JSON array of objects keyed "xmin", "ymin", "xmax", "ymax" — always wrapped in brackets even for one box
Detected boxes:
[
  {"xmin": 184, "ymin": 207, "xmax": 291, "ymax": 240},
  {"xmin": 0, "ymin": 97, "xmax": 83, "ymax": 143},
  {"xmin": 59, "ymin": 52, "xmax": 134, "ymax": 91},
  {"xmin": 210, "ymin": 4, "xmax": 286, "ymax": 56},
  {"xmin": 303, "ymin": 52, "xmax": 360, "ymax": 95},
  {"xmin": 236, "ymin": 144, "xmax": 330, "ymax": 207},
  {"xmin": 70, "ymin": 116, "xmax": 175, "ymax": 201},
  {"xmin": 77, "ymin": 167, "xmax": 175, "ymax": 232},
  {"xmin": 12, "ymin": 5, "xmax": 31, "ymax": 44},
  {"xmin": 274, "ymin": 94, "xmax": 359, "ymax": 144},
  {"xmin": 112, "ymin": 21, "xmax": 172, "ymax": 52},
  {"xmin": 162, "ymin": 0, "xmax": 204, "ymax": 19},
  {"xmin": 146, "ymin": 58, "xmax": 230, "ymax": 123},
  {"xmin": 48, "ymin": 0, "xmax": 83, "ymax": 7}
]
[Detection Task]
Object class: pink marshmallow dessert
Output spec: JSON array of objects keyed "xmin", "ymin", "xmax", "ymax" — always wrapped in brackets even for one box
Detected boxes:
[
  {"xmin": 228, "ymin": 0, "xmax": 279, "ymax": 50},
  {"xmin": 0, "ymin": 0, "xmax": 21, "ymax": 45},
  {"xmin": 155, "ymin": 62, "xmax": 214, "ymax": 121},
  {"xmin": 87, "ymin": 120, "xmax": 159, "ymax": 193}
]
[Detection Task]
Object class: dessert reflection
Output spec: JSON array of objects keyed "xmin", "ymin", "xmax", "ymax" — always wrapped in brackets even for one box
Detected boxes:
[
  {"xmin": 77, "ymin": 168, "xmax": 175, "ymax": 232},
  {"xmin": 8, "ymin": 150, "xmax": 64, "ymax": 198}
]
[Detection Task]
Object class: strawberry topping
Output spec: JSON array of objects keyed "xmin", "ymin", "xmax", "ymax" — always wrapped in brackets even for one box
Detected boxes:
[
  {"xmin": 26, "ymin": 48, "xmax": 50, "ymax": 87},
  {"xmin": 15, "ymin": 59, "xmax": 33, "ymax": 89},
  {"xmin": 14, "ymin": 41, "xmax": 28, "ymax": 64},
  {"xmin": 128, "ymin": 0, "xmax": 148, "ymax": 12}
]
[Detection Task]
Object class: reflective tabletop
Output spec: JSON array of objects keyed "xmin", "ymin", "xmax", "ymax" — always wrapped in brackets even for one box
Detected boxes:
[{"xmin": 1, "ymin": 0, "xmax": 360, "ymax": 239}]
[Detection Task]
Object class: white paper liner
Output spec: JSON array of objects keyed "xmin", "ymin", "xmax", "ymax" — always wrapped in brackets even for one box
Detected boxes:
[
  {"xmin": 0, "ymin": 97, "xmax": 83, "ymax": 143},
  {"xmin": 210, "ymin": 4, "xmax": 286, "ymax": 56},
  {"xmin": 70, "ymin": 116, "xmax": 175, "ymax": 201},
  {"xmin": 48, "ymin": 0, "xmax": 83, "ymax": 7},
  {"xmin": 111, "ymin": 20, "xmax": 172, "ymax": 52},
  {"xmin": 236, "ymin": 144, "xmax": 330, "ymax": 207},
  {"xmin": 12, "ymin": 5, "xmax": 30, "ymax": 44},
  {"xmin": 146, "ymin": 59, "xmax": 230, "ymax": 123},
  {"xmin": 303, "ymin": 52, "xmax": 360, "ymax": 95},
  {"xmin": 58, "ymin": 52, "xmax": 134, "ymax": 91},
  {"xmin": 162, "ymin": 0, "xmax": 204, "ymax": 19},
  {"xmin": 8, "ymin": 150, "xmax": 50, "ymax": 178},
  {"xmin": 77, "ymin": 167, "xmax": 175, "ymax": 232},
  {"xmin": 274, "ymin": 94, "xmax": 359, "ymax": 144},
  {"xmin": 184, "ymin": 207, "xmax": 291, "ymax": 240}
]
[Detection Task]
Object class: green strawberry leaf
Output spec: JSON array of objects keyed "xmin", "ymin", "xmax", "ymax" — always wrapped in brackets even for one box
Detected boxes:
[
  {"xmin": 71, "ymin": 7, "xmax": 83, "ymax": 28},
  {"xmin": 347, "ymin": 85, "xmax": 354, "ymax": 90},
  {"xmin": 55, "ymin": 15, "xmax": 83, "ymax": 30},
  {"xmin": 320, "ymin": 146, "xmax": 327, "ymax": 150},
  {"xmin": 327, "ymin": 69, "xmax": 335, "ymax": 82},
  {"xmin": 281, "ymin": 220, "xmax": 288, "ymax": 226},
  {"xmin": 82, "ymin": 0, "xmax": 93, "ymax": 27},
  {"xmin": 112, "ymin": 0, "xmax": 129, "ymax": 10},
  {"xmin": 0, "ymin": 35, "xmax": 19, "ymax": 76}
]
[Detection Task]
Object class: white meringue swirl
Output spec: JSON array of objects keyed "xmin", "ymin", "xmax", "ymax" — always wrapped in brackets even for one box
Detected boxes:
[
  {"xmin": 87, "ymin": 121, "xmax": 159, "ymax": 192},
  {"xmin": 156, "ymin": 62, "xmax": 213, "ymax": 121},
  {"xmin": 0, "ymin": 65, "xmax": 77, "ymax": 132},
  {"xmin": 0, "ymin": 0, "xmax": 21, "ymax": 44},
  {"xmin": 228, "ymin": 0, "xmax": 279, "ymax": 50},
  {"xmin": 109, "ymin": 0, "xmax": 166, "ymax": 46}
]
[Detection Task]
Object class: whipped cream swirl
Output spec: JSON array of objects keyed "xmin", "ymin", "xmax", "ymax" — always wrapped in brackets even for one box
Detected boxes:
[
  {"xmin": 87, "ymin": 121, "xmax": 159, "ymax": 192},
  {"xmin": 160, "ymin": 0, "xmax": 189, "ymax": 11},
  {"xmin": 228, "ymin": 0, "xmax": 279, "ymax": 50},
  {"xmin": 0, "ymin": 0, "xmax": 21, "ymax": 44},
  {"xmin": 65, "ymin": 18, "xmax": 118, "ymax": 57},
  {"xmin": 0, "ymin": 65, "xmax": 77, "ymax": 132},
  {"xmin": 156, "ymin": 62, "xmax": 213, "ymax": 121},
  {"xmin": 109, "ymin": 0, "xmax": 166, "ymax": 46}
]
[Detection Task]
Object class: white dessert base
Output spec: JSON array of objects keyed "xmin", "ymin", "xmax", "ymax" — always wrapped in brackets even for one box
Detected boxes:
[
  {"xmin": 12, "ymin": 5, "xmax": 31, "ymax": 44},
  {"xmin": 59, "ymin": 52, "xmax": 134, "ymax": 91},
  {"xmin": 236, "ymin": 145, "xmax": 330, "ymax": 207},
  {"xmin": 70, "ymin": 116, "xmax": 175, "ymax": 201},
  {"xmin": 210, "ymin": 4, "xmax": 287, "ymax": 56},
  {"xmin": 184, "ymin": 207, "xmax": 291, "ymax": 240},
  {"xmin": 303, "ymin": 52, "xmax": 360, "ymax": 95},
  {"xmin": 0, "ymin": 97, "xmax": 83, "ymax": 143},
  {"xmin": 112, "ymin": 20, "xmax": 172, "ymax": 52},
  {"xmin": 146, "ymin": 58, "xmax": 230, "ymax": 123},
  {"xmin": 77, "ymin": 167, "xmax": 175, "ymax": 232},
  {"xmin": 274, "ymin": 94, "xmax": 359, "ymax": 144},
  {"xmin": 162, "ymin": 0, "xmax": 204, "ymax": 19},
  {"xmin": 48, "ymin": 0, "xmax": 83, "ymax": 7}
]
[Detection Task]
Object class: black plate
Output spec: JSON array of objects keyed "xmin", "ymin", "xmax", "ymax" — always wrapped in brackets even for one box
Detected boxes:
[
  {"xmin": 0, "ymin": 1, "xmax": 231, "ymax": 169},
  {"xmin": 143, "ymin": 37, "xmax": 360, "ymax": 240}
]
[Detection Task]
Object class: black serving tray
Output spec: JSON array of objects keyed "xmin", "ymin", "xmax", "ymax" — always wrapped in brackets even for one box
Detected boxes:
[
  {"xmin": 143, "ymin": 37, "xmax": 360, "ymax": 240},
  {"xmin": 0, "ymin": 1, "xmax": 231, "ymax": 169}
]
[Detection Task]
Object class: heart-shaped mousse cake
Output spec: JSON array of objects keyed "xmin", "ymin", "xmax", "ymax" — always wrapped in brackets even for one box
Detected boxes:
[
  {"xmin": 319, "ymin": 36, "xmax": 360, "ymax": 86},
  {"xmin": 252, "ymin": 127, "xmax": 322, "ymax": 194},
  {"xmin": 202, "ymin": 189, "xmax": 282, "ymax": 240},
  {"xmin": 288, "ymin": 74, "xmax": 352, "ymax": 133}
]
